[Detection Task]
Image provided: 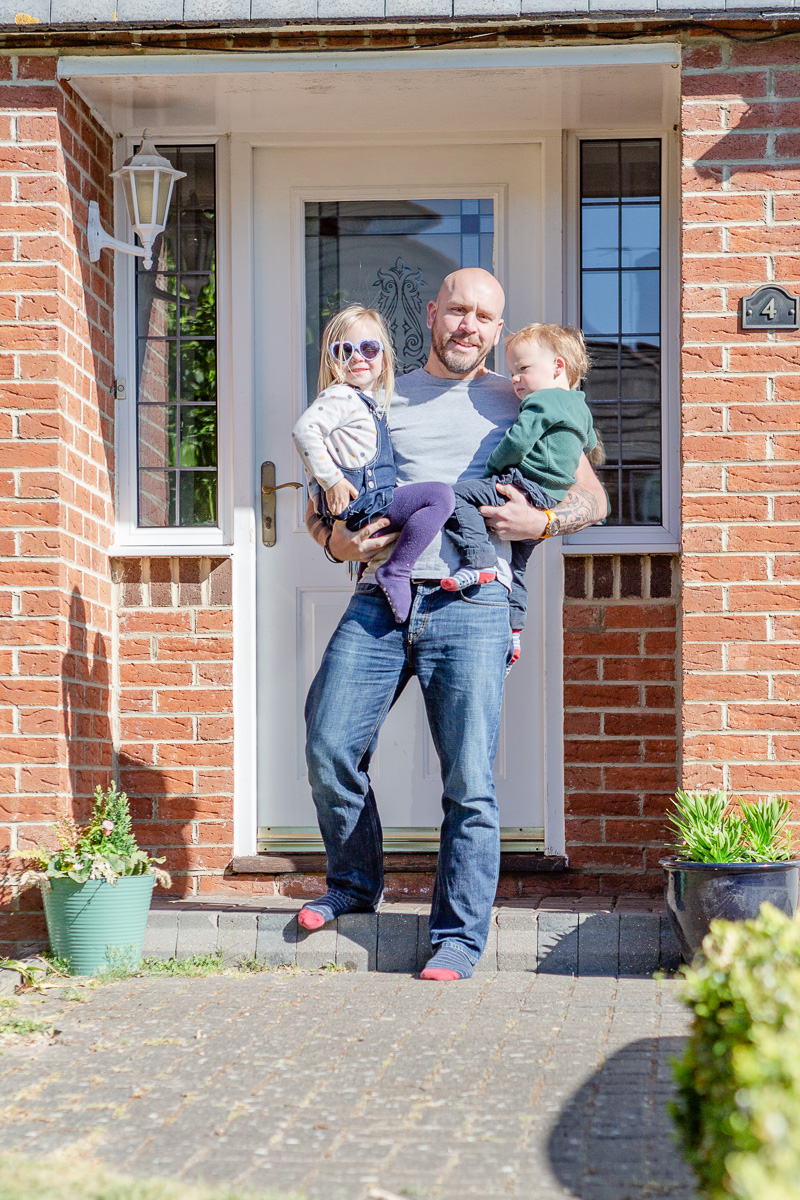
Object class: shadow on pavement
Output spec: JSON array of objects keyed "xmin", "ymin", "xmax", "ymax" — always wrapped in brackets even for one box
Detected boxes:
[{"xmin": 547, "ymin": 1035, "xmax": 697, "ymax": 1199}]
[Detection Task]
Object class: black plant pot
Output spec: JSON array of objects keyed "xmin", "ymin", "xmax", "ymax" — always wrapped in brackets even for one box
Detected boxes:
[{"xmin": 662, "ymin": 858, "xmax": 800, "ymax": 963}]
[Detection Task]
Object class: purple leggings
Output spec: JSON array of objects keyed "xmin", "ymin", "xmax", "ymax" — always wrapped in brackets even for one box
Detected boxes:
[
  {"xmin": 381, "ymin": 482, "xmax": 455, "ymax": 570},
  {"xmin": 368, "ymin": 481, "xmax": 455, "ymax": 622}
]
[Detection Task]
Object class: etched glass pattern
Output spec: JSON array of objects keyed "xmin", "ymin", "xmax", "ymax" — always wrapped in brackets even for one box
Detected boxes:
[
  {"xmin": 136, "ymin": 145, "xmax": 217, "ymax": 527},
  {"xmin": 580, "ymin": 139, "xmax": 662, "ymax": 526},
  {"xmin": 305, "ymin": 199, "xmax": 494, "ymax": 398}
]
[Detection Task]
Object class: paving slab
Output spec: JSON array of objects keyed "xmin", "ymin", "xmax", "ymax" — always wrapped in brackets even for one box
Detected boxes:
[
  {"xmin": 336, "ymin": 912, "xmax": 377, "ymax": 972},
  {"xmin": 376, "ymin": 909, "xmax": 418, "ymax": 973},
  {"xmin": 217, "ymin": 911, "xmax": 258, "ymax": 965},
  {"xmin": 578, "ymin": 911, "xmax": 620, "ymax": 976},
  {"xmin": 538, "ymin": 910, "xmax": 579, "ymax": 975},
  {"xmin": 175, "ymin": 910, "xmax": 219, "ymax": 960},
  {"xmin": 296, "ymin": 919, "xmax": 338, "ymax": 969},
  {"xmin": 255, "ymin": 911, "xmax": 297, "ymax": 966},
  {"xmin": 141, "ymin": 908, "xmax": 178, "ymax": 959}
]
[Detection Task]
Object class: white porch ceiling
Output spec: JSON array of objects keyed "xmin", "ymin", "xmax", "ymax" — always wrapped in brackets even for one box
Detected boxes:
[{"xmin": 59, "ymin": 46, "xmax": 681, "ymax": 137}]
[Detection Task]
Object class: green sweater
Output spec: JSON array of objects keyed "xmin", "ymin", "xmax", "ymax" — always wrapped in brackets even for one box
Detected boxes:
[{"xmin": 484, "ymin": 387, "xmax": 596, "ymax": 501}]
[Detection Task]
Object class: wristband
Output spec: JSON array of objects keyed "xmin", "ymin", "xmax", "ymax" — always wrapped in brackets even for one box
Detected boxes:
[
  {"xmin": 542, "ymin": 509, "xmax": 557, "ymax": 538},
  {"xmin": 323, "ymin": 529, "xmax": 343, "ymax": 564}
]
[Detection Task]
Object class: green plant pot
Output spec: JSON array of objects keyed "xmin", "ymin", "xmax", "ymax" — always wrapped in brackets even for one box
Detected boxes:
[{"xmin": 42, "ymin": 875, "xmax": 155, "ymax": 975}]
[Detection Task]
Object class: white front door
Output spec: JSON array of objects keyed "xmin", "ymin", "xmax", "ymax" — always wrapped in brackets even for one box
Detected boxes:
[{"xmin": 253, "ymin": 142, "xmax": 552, "ymax": 852}]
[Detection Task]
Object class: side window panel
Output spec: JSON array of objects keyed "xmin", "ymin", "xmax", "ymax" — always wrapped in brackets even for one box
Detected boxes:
[
  {"xmin": 136, "ymin": 145, "xmax": 217, "ymax": 528},
  {"xmin": 580, "ymin": 139, "xmax": 662, "ymax": 527}
]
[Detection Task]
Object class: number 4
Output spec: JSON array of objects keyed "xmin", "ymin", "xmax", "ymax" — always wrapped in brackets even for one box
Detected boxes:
[{"xmin": 761, "ymin": 298, "xmax": 777, "ymax": 320}]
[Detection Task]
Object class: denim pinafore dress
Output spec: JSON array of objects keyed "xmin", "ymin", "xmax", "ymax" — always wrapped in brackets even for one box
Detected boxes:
[{"xmin": 318, "ymin": 390, "xmax": 397, "ymax": 532}]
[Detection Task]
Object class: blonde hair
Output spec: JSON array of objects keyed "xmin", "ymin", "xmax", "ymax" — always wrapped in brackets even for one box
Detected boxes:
[
  {"xmin": 504, "ymin": 322, "xmax": 591, "ymax": 389},
  {"xmin": 588, "ymin": 429, "xmax": 606, "ymax": 467},
  {"xmin": 317, "ymin": 304, "xmax": 396, "ymax": 408}
]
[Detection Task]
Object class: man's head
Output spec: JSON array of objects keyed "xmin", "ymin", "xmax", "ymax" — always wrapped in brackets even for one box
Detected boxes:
[{"xmin": 426, "ymin": 268, "xmax": 505, "ymax": 380}]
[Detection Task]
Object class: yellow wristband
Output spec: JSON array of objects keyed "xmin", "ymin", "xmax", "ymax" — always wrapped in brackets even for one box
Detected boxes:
[{"xmin": 542, "ymin": 509, "xmax": 556, "ymax": 538}]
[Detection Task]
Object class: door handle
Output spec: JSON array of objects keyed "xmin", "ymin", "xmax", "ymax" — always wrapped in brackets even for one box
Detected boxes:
[
  {"xmin": 262, "ymin": 482, "xmax": 304, "ymax": 495},
  {"xmin": 261, "ymin": 461, "xmax": 302, "ymax": 547}
]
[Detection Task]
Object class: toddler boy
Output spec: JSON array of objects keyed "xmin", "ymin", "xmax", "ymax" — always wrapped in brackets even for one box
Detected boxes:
[{"xmin": 441, "ymin": 323, "xmax": 599, "ymax": 662}]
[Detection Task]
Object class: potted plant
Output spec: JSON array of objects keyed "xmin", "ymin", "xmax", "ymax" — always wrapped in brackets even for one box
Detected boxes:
[
  {"xmin": 16, "ymin": 783, "xmax": 171, "ymax": 975},
  {"xmin": 662, "ymin": 789, "xmax": 799, "ymax": 963}
]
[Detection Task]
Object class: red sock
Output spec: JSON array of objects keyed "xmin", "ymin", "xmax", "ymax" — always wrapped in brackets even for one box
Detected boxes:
[
  {"xmin": 420, "ymin": 967, "xmax": 461, "ymax": 981},
  {"xmin": 297, "ymin": 907, "xmax": 326, "ymax": 931}
]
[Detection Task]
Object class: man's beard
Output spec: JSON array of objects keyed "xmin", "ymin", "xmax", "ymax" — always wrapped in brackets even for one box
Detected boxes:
[{"xmin": 430, "ymin": 324, "xmax": 491, "ymax": 376}]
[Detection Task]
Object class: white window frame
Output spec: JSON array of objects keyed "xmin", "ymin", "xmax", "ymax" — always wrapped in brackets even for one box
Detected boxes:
[
  {"xmin": 111, "ymin": 133, "xmax": 233, "ymax": 555},
  {"xmin": 562, "ymin": 128, "xmax": 680, "ymax": 555}
]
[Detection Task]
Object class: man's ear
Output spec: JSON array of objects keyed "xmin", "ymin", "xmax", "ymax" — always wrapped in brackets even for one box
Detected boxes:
[
  {"xmin": 426, "ymin": 300, "xmax": 437, "ymax": 330},
  {"xmin": 492, "ymin": 319, "xmax": 504, "ymax": 348}
]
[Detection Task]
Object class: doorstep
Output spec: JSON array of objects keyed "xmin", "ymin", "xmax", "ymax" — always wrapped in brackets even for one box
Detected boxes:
[{"xmin": 145, "ymin": 894, "xmax": 679, "ymax": 976}]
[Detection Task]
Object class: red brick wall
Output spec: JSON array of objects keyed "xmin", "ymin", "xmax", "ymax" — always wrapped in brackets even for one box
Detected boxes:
[
  {"xmin": 563, "ymin": 554, "xmax": 679, "ymax": 895},
  {"xmin": 0, "ymin": 53, "xmax": 115, "ymax": 951},
  {"xmin": 682, "ymin": 36, "xmax": 800, "ymax": 809},
  {"xmin": 115, "ymin": 557, "xmax": 234, "ymax": 897}
]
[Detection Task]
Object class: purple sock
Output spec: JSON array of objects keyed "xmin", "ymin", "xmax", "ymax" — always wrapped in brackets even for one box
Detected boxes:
[{"xmin": 375, "ymin": 482, "xmax": 455, "ymax": 622}]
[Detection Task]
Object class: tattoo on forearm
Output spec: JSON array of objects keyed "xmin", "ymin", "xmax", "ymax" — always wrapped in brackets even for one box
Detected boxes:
[{"xmin": 552, "ymin": 485, "xmax": 603, "ymax": 536}]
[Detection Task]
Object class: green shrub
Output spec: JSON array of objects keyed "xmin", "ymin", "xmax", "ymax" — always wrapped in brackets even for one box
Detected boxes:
[{"xmin": 672, "ymin": 902, "xmax": 800, "ymax": 1199}]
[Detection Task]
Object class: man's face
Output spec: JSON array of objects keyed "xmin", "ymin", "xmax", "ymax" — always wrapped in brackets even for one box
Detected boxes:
[
  {"xmin": 507, "ymin": 339, "xmax": 564, "ymax": 400},
  {"xmin": 427, "ymin": 279, "xmax": 504, "ymax": 377}
]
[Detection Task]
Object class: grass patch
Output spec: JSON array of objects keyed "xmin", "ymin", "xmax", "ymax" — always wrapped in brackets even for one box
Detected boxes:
[
  {"xmin": 93, "ymin": 954, "xmax": 334, "ymax": 983},
  {"xmin": 0, "ymin": 1015, "xmax": 53, "ymax": 1036},
  {"xmin": 138, "ymin": 952, "xmax": 227, "ymax": 977},
  {"xmin": 0, "ymin": 996, "xmax": 53, "ymax": 1038},
  {"xmin": 13, "ymin": 951, "xmax": 345, "ymax": 992},
  {"xmin": 0, "ymin": 1152, "xmax": 297, "ymax": 1200}
]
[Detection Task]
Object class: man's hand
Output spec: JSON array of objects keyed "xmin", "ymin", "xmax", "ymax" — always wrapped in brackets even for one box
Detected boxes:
[
  {"xmin": 328, "ymin": 516, "xmax": 398, "ymax": 563},
  {"xmin": 479, "ymin": 454, "xmax": 609, "ymax": 540},
  {"xmin": 479, "ymin": 482, "xmax": 547, "ymax": 540},
  {"xmin": 305, "ymin": 497, "xmax": 398, "ymax": 562}
]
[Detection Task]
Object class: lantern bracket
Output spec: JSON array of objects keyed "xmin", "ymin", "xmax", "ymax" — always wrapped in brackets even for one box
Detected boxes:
[{"xmin": 87, "ymin": 200, "xmax": 148, "ymax": 268}]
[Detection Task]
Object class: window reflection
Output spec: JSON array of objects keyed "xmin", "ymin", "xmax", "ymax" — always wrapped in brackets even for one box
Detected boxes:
[
  {"xmin": 135, "ymin": 145, "xmax": 217, "ymax": 528},
  {"xmin": 580, "ymin": 139, "xmax": 662, "ymax": 526},
  {"xmin": 305, "ymin": 198, "xmax": 494, "ymax": 398}
]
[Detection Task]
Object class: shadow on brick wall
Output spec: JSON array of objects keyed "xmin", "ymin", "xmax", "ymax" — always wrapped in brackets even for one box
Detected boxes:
[
  {"xmin": 2, "ymin": 587, "xmax": 119, "ymax": 955},
  {"xmin": 547, "ymin": 1036, "xmax": 694, "ymax": 1198},
  {"xmin": 62, "ymin": 588, "xmax": 113, "ymax": 814}
]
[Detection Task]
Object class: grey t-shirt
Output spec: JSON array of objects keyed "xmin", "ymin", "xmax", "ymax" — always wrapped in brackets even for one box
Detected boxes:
[{"xmin": 362, "ymin": 367, "xmax": 520, "ymax": 582}]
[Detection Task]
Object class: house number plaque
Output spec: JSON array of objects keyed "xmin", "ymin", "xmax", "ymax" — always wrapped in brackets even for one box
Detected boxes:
[{"xmin": 741, "ymin": 284, "xmax": 800, "ymax": 331}]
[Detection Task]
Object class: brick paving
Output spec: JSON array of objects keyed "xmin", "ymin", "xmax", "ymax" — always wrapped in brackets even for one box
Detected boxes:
[{"xmin": 0, "ymin": 972, "xmax": 695, "ymax": 1199}]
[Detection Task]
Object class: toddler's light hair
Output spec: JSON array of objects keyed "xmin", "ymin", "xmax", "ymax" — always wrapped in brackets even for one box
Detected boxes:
[
  {"xmin": 504, "ymin": 322, "xmax": 591, "ymax": 389},
  {"xmin": 317, "ymin": 304, "xmax": 396, "ymax": 408}
]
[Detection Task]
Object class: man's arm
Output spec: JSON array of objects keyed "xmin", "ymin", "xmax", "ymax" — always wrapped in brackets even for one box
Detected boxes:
[
  {"xmin": 304, "ymin": 497, "xmax": 398, "ymax": 562},
  {"xmin": 478, "ymin": 453, "xmax": 608, "ymax": 541}
]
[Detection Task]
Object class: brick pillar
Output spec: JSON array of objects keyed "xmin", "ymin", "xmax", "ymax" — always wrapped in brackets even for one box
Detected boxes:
[
  {"xmin": 682, "ymin": 37, "xmax": 800, "ymax": 803},
  {"xmin": 563, "ymin": 555, "xmax": 679, "ymax": 894},
  {"xmin": 115, "ymin": 557, "xmax": 234, "ymax": 897},
  {"xmin": 0, "ymin": 54, "xmax": 114, "ymax": 949}
]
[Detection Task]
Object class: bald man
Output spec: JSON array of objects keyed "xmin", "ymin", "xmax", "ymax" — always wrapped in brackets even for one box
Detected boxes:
[{"xmin": 303, "ymin": 268, "xmax": 607, "ymax": 981}]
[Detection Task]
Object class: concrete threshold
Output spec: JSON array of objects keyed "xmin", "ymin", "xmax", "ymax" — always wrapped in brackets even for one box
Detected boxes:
[{"xmin": 145, "ymin": 894, "xmax": 680, "ymax": 976}]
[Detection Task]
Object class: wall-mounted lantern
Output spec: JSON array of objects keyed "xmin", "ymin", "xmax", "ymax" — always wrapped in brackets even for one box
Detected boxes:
[{"xmin": 87, "ymin": 131, "xmax": 186, "ymax": 271}]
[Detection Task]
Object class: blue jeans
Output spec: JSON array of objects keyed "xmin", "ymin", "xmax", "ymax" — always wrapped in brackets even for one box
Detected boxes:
[{"xmin": 305, "ymin": 580, "xmax": 512, "ymax": 965}]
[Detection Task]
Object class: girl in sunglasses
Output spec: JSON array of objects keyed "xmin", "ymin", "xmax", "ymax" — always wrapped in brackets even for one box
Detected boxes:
[{"xmin": 292, "ymin": 304, "xmax": 455, "ymax": 622}]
